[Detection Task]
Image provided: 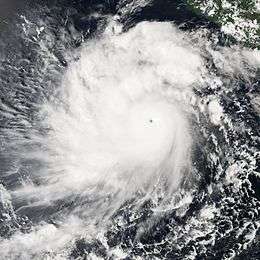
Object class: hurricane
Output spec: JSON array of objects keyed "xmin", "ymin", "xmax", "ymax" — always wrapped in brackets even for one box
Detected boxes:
[{"xmin": 0, "ymin": 1, "xmax": 259, "ymax": 259}]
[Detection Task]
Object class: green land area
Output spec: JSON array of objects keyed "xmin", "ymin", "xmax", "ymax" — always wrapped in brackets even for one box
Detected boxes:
[{"xmin": 188, "ymin": 0, "xmax": 260, "ymax": 48}]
